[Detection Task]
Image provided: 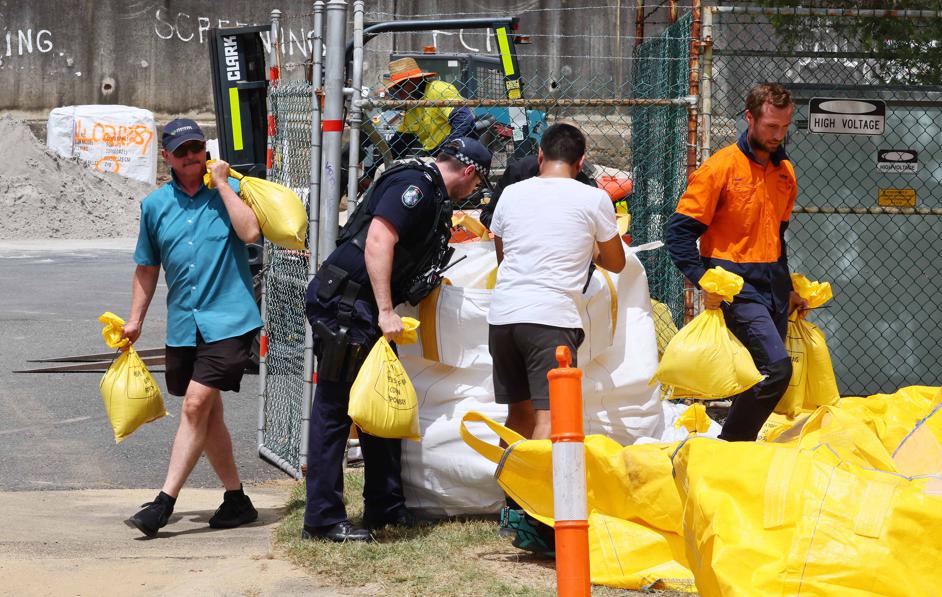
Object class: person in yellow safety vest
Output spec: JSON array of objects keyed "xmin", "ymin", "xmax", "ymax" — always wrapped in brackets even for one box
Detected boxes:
[{"xmin": 384, "ymin": 57, "xmax": 475, "ymax": 159}]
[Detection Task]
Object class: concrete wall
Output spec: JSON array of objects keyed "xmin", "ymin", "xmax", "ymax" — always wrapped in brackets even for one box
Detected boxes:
[
  {"xmin": 0, "ymin": 0, "xmax": 314, "ymax": 113},
  {"xmin": 0, "ymin": 0, "xmax": 675, "ymax": 114}
]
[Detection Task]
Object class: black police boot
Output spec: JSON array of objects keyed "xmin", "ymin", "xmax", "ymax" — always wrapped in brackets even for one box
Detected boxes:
[
  {"xmin": 125, "ymin": 491, "xmax": 175, "ymax": 538},
  {"xmin": 363, "ymin": 506, "xmax": 423, "ymax": 532},
  {"xmin": 301, "ymin": 520, "xmax": 373, "ymax": 543},
  {"xmin": 208, "ymin": 484, "xmax": 259, "ymax": 529}
]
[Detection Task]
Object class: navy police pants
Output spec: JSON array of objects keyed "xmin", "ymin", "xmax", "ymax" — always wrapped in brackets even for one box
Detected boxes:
[{"xmin": 303, "ymin": 277, "xmax": 406, "ymax": 529}]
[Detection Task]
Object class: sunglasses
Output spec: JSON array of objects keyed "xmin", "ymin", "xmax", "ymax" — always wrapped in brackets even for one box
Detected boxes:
[{"xmin": 171, "ymin": 141, "xmax": 206, "ymax": 158}]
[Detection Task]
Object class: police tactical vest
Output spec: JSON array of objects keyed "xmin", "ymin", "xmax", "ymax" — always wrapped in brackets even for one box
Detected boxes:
[{"xmin": 337, "ymin": 161, "xmax": 454, "ymax": 306}]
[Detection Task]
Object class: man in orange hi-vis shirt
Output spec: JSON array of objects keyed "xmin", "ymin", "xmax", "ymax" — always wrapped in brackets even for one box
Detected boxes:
[{"xmin": 666, "ymin": 83, "xmax": 808, "ymax": 441}]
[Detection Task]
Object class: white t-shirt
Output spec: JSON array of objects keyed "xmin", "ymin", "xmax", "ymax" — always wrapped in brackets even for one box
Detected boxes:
[{"xmin": 488, "ymin": 176, "xmax": 620, "ymax": 329}]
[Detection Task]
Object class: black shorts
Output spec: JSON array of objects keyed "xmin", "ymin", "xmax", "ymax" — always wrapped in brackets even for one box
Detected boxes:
[
  {"xmin": 488, "ymin": 323, "xmax": 585, "ymax": 411},
  {"xmin": 164, "ymin": 329, "xmax": 258, "ymax": 397}
]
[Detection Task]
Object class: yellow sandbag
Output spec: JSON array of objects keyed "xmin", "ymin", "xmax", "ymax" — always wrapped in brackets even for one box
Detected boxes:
[
  {"xmin": 393, "ymin": 317, "xmax": 420, "ymax": 345},
  {"xmin": 205, "ymin": 160, "xmax": 307, "ymax": 250},
  {"xmin": 698, "ymin": 265, "xmax": 743, "ymax": 302},
  {"xmin": 674, "ymin": 403, "xmax": 710, "ymax": 434},
  {"xmin": 673, "ymin": 434, "xmax": 942, "ymax": 597},
  {"xmin": 451, "ymin": 212, "xmax": 489, "ymax": 238},
  {"xmin": 790, "ymin": 272, "xmax": 832, "ymax": 309},
  {"xmin": 651, "ymin": 299, "xmax": 679, "ymax": 358},
  {"xmin": 98, "ymin": 312, "xmax": 167, "ymax": 443},
  {"xmin": 616, "ymin": 212, "xmax": 631, "ymax": 236},
  {"xmin": 460, "ymin": 411, "xmax": 695, "ymax": 592},
  {"xmin": 651, "ymin": 311, "xmax": 763, "ymax": 400},
  {"xmin": 834, "ymin": 385, "xmax": 941, "ymax": 453},
  {"xmin": 349, "ymin": 337, "xmax": 420, "ymax": 440},
  {"xmin": 775, "ymin": 274, "xmax": 839, "ymax": 417},
  {"xmin": 893, "ymin": 395, "xmax": 942, "ymax": 476}
]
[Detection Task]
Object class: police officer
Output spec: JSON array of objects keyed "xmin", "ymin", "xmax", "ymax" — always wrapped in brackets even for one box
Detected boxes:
[{"xmin": 302, "ymin": 138, "xmax": 492, "ymax": 542}]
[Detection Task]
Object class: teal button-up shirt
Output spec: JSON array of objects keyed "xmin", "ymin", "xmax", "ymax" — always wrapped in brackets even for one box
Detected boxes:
[{"xmin": 134, "ymin": 176, "xmax": 262, "ymax": 346}]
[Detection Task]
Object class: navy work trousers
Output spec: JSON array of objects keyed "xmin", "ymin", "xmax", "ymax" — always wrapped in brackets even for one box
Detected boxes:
[{"xmin": 718, "ymin": 300, "xmax": 793, "ymax": 442}]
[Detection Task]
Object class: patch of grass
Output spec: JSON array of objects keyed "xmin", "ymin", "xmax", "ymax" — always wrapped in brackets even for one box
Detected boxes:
[{"xmin": 275, "ymin": 470, "xmax": 685, "ymax": 596}]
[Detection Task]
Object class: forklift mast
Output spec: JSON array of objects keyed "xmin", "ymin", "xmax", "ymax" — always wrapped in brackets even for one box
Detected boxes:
[{"xmin": 208, "ymin": 25, "xmax": 270, "ymax": 179}]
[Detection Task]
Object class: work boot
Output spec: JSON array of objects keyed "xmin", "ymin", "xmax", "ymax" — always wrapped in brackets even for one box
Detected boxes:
[
  {"xmin": 362, "ymin": 506, "xmax": 423, "ymax": 532},
  {"xmin": 208, "ymin": 484, "xmax": 259, "ymax": 529},
  {"xmin": 125, "ymin": 491, "xmax": 176, "ymax": 538},
  {"xmin": 301, "ymin": 520, "xmax": 373, "ymax": 543}
]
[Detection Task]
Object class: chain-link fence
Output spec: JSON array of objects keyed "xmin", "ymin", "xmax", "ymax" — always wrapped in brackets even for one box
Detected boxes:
[
  {"xmin": 257, "ymin": 6, "xmax": 696, "ymax": 476},
  {"xmin": 707, "ymin": 5, "xmax": 942, "ymax": 395},
  {"xmin": 631, "ymin": 12, "xmax": 692, "ymax": 327},
  {"xmin": 261, "ymin": 80, "xmax": 313, "ymax": 477}
]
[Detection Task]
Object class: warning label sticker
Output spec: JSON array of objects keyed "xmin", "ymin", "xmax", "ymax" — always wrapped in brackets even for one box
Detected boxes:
[{"xmin": 878, "ymin": 188, "xmax": 917, "ymax": 208}]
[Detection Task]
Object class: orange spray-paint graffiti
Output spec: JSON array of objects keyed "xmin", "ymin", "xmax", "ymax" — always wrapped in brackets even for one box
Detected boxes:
[{"xmin": 73, "ymin": 119, "xmax": 155, "ymax": 175}]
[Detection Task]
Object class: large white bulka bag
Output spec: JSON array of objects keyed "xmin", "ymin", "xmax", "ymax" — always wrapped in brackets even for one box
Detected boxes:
[{"xmin": 47, "ymin": 105, "xmax": 157, "ymax": 184}]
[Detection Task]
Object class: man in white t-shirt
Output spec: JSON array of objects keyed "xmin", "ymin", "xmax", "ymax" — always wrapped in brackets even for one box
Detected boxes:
[{"xmin": 488, "ymin": 123, "xmax": 626, "ymax": 442}]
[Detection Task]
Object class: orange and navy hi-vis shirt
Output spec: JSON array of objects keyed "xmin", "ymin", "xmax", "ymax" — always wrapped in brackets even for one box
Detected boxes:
[{"xmin": 666, "ymin": 130, "xmax": 798, "ymax": 313}]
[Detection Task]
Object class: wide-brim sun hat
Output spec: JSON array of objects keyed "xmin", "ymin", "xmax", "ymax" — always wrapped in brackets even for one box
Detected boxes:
[{"xmin": 383, "ymin": 57, "xmax": 437, "ymax": 90}]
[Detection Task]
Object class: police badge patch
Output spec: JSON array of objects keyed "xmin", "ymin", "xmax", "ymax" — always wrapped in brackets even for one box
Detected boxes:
[{"xmin": 401, "ymin": 185, "xmax": 423, "ymax": 208}]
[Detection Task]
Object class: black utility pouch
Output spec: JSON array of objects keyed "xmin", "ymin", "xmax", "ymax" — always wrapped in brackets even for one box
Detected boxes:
[{"xmin": 316, "ymin": 264, "xmax": 349, "ymax": 302}]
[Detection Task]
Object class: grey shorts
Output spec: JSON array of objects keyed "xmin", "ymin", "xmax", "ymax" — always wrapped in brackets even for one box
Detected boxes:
[{"xmin": 488, "ymin": 323, "xmax": 585, "ymax": 410}]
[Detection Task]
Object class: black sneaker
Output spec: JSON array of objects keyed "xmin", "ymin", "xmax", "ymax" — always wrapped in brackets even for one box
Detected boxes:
[
  {"xmin": 126, "ymin": 492, "xmax": 175, "ymax": 538},
  {"xmin": 208, "ymin": 485, "xmax": 258, "ymax": 529},
  {"xmin": 301, "ymin": 520, "xmax": 373, "ymax": 542}
]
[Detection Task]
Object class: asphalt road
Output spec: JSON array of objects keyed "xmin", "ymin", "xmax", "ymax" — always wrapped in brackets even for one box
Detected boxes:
[{"xmin": 0, "ymin": 240, "xmax": 288, "ymax": 491}]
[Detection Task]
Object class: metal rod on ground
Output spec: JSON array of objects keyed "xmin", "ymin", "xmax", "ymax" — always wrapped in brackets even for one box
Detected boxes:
[
  {"xmin": 299, "ymin": 0, "xmax": 326, "ymax": 481},
  {"xmin": 547, "ymin": 346, "xmax": 590, "ymax": 597},
  {"xmin": 346, "ymin": 1, "xmax": 365, "ymax": 211},
  {"xmin": 318, "ymin": 0, "xmax": 348, "ymax": 259},
  {"xmin": 258, "ymin": 8, "xmax": 282, "ymax": 470},
  {"xmin": 700, "ymin": 6, "xmax": 714, "ymax": 161},
  {"xmin": 260, "ymin": 445, "xmax": 301, "ymax": 479}
]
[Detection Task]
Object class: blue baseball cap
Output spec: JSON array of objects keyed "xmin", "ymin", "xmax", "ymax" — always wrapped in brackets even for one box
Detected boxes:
[
  {"xmin": 438, "ymin": 137, "xmax": 493, "ymax": 180},
  {"xmin": 162, "ymin": 118, "xmax": 206, "ymax": 152}
]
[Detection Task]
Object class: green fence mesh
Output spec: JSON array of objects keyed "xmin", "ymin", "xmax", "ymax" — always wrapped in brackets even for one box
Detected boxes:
[
  {"xmin": 708, "ymin": 7, "xmax": 942, "ymax": 395},
  {"xmin": 630, "ymin": 12, "xmax": 692, "ymax": 328}
]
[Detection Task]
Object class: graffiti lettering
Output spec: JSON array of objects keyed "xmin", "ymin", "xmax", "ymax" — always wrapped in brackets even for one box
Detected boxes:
[
  {"xmin": 197, "ymin": 17, "xmax": 211, "ymax": 44},
  {"xmin": 175, "ymin": 12, "xmax": 194, "ymax": 42},
  {"xmin": 154, "ymin": 8, "xmax": 174, "ymax": 40},
  {"xmin": 3, "ymin": 28, "xmax": 54, "ymax": 56},
  {"xmin": 73, "ymin": 120, "xmax": 155, "ymax": 158},
  {"xmin": 151, "ymin": 9, "xmax": 310, "ymax": 56}
]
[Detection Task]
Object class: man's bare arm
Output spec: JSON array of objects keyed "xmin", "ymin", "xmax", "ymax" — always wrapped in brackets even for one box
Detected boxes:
[
  {"xmin": 364, "ymin": 216, "xmax": 404, "ymax": 340},
  {"xmin": 122, "ymin": 265, "xmax": 160, "ymax": 345},
  {"xmin": 594, "ymin": 235, "xmax": 626, "ymax": 273}
]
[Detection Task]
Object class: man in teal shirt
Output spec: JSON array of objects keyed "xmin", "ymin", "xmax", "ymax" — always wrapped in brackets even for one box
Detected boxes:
[{"xmin": 123, "ymin": 119, "xmax": 263, "ymax": 538}]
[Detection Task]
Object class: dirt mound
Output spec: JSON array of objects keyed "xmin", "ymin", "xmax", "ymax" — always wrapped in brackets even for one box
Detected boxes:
[{"xmin": 0, "ymin": 115, "xmax": 156, "ymax": 239}]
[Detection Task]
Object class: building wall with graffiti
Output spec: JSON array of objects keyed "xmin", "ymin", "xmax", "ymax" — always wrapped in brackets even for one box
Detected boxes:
[{"xmin": 0, "ymin": 1, "xmax": 652, "ymax": 114}]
